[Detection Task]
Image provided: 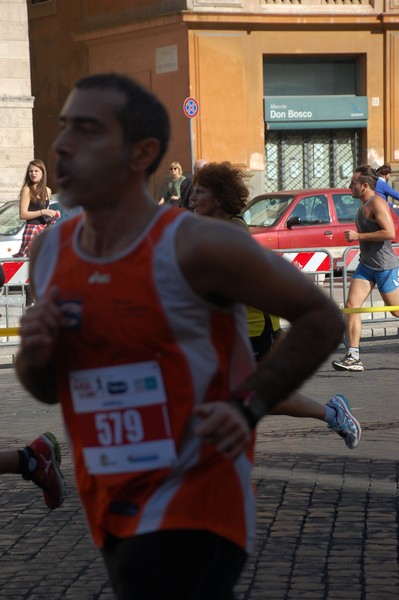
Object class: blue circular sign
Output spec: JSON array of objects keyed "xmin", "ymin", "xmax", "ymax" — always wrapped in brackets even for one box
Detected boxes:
[{"xmin": 183, "ymin": 97, "xmax": 199, "ymax": 118}]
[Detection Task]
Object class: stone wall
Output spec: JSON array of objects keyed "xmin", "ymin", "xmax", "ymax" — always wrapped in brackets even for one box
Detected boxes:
[{"xmin": 0, "ymin": 0, "xmax": 34, "ymax": 204}]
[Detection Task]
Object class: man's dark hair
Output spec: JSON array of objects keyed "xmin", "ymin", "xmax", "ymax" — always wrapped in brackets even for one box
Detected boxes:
[
  {"xmin": 75, "ymin": 73, "xmax": 170, "ymax": 176},
  {"xmin": 354, "ymin": 164, "xmax": 378, "ymax": 190}
]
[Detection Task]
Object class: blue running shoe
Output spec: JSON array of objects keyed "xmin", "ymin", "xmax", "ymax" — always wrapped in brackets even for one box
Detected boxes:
[{"xmin": 326, "ymin": 395, "xmax": 361, "ymax": 449}]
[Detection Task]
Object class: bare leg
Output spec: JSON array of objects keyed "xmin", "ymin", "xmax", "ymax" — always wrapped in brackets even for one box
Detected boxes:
[
  {"xmin": 251, "ymin": 314, "xmax": 361, "ymax": 444},
  {"xmin": 345, "ymin": 278, "xmax": 374, "ymax": 347},
  {"xmin": 381, "ymin": 287, "xmax": 399, "ymax": 318},
  {"xmin": 268, "ymin": 392, "xmax": 326, "ymax": 420},
  {"xmin": 268, "ymin": 391, "xmax": 361, "ymax": 449}
]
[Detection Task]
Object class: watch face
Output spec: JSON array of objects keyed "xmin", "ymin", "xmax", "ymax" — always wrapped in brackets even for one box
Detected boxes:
[
  {"xmin": 237, "ymin": 392, "xmax": 265, "ymax": 429},
  {"xmin": 231, "ymin": 393, "xmax": 266, "ymax": 429}
]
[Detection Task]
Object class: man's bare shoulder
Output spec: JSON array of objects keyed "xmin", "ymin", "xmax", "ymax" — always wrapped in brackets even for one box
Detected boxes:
[
  {"xmin": 177, "ymin": 213, "xmax": 253, "ymax": 263},
  {"xmin": 370, "ymin": 193, "xmax": 394, "ymax": 216},
  {"xmin": 175, "ymin": 211, "xmax": 332, "ymax": 318},
  {"xmin": 372, "ymin": 193, "xmax": 389, "ymax": 206},
  {"xmin": 175, "ymin": 214, "xmax": 262, "ymax": 301}
]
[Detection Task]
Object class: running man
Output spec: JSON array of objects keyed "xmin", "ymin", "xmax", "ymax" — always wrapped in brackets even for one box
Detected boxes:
[
  {"xmin": 15, "ymin": 73, "xmax": 344, "ymax": 599},
  {"xmin": 332, "ymin": 164, "xmax": 399, "ymax": 372}
]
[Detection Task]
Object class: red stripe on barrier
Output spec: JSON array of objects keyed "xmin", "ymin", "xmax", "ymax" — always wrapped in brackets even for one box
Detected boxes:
[
  {"xmin": 1, "ymin": 261, "xmax": 25, "ymax": 283},
  {"xmin": 317, "ymin": 255, "xmax": 331, "ymax": 271},
  {"xmin": 291, "ymin": 252, "xmax": 309, "ymax": 270},
  {"xmin": 276, "ymin": 251, "xmax": 330, "ymax": 272}
]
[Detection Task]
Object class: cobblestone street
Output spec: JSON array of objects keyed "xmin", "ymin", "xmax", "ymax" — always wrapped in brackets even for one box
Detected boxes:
[{"xmin": 0, "ymin": 339, "xmax": 398, "ymax": 599}]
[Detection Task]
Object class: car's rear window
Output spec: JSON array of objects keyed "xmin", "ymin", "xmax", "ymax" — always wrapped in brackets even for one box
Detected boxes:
[
  {"xmin": 243, "ymin": 195, "xmax": 295, "ymax": 227},
  {"xmin": 0, "ymin": 203, "xmax": 22, "ymax": 236},
  {"xmin": 332, "ymin": 193, "xmax": 360, "ymax": 223}
]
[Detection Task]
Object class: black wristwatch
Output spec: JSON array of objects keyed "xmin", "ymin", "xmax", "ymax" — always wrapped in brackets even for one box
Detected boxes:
[{"xmin": 230, "ymin": 391, "xmax": 267, "ymax": 429}]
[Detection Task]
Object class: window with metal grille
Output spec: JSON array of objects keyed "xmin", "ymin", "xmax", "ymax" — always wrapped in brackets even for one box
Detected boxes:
[{"xmin": 265, "ymin": 129, "xmax": 361, "ymax": 191}]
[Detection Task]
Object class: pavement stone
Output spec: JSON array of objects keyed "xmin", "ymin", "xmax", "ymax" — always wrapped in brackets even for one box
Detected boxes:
[{"xmin": 0, "ymin": 337, "xmax": 398, "ymax": 599}]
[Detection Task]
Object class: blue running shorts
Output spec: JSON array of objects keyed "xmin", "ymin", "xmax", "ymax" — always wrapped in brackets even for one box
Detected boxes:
[{"xmin": 353, "ymin": 263, "xmax": 399, "ymax": 293}]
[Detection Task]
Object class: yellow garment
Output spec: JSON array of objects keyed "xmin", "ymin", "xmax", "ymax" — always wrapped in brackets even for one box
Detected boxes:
[
  {"xmin": 246, "ymin": 306, "xmax": 266, "ymax": 337},
  {"xmin": 228, "ymin": 216, "xmax": 281, "ymax": 337},
  {"xmin": 270, "ymin": 314, "xmax": 281, "ymax": 332}
]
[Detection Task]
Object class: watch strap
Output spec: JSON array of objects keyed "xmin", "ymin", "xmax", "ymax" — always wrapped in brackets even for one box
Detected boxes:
[{"xmin": 230, "ymin": 391, "xmax": 266, "ymax": 429}]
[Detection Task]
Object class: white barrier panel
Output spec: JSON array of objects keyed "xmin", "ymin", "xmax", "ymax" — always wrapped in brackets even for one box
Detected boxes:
[
  {"xmin": 1, "ymin": 259, "xmax": 29, "ymax": 284},
  {"xmin": 276, "ymin": 250, "xmax": 332, "ymax": 272},
  {"xmin": 0, "ymin": 259, "xmax": 28, "ymax": 347}
]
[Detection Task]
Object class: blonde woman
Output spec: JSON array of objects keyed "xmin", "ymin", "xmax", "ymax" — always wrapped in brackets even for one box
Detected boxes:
[{"xmin": 159, "ymin": 161, "xmax": 186, "ymax": 207}]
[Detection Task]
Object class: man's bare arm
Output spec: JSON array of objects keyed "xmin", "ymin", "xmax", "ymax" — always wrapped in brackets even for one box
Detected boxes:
[
  {"xmin": 178, "ymin": 218, "xmax": 344, "ymax": 423},
  {"xmin": 346, "ymin": 196, "xmax": 396, "ymax": 243},
  {"xmin": 15, "ymin": 349, "xmax": 58, "ymax": 405},
  {"xmin": 15, "ymin": 233, "xmax": 60, "ymax": 405}
]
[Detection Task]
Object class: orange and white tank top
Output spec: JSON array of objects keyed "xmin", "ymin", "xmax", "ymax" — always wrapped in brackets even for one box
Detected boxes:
[{"xmin": 33, "ymin": 207, "xmax": 256, "ymax": 551}]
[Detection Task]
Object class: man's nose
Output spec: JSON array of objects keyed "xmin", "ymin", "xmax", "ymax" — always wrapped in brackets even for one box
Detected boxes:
[{"xmin": 52, "ymin": 128, "xmax": 72, "ymax": 156}]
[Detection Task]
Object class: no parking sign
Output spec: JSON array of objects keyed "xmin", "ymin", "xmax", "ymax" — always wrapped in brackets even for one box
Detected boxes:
[{"xmin": 183, "ymin": 97, "xmax": 199, "ymax": 118}]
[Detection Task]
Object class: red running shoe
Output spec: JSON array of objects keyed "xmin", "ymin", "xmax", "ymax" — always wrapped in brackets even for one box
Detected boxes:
[{"xmin": 25, "ymin": 432, "xmax": 66, "ymax": 509}]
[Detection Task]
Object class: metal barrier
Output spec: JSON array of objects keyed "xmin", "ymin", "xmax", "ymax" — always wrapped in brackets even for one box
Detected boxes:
[
  {"xmin": 0, "ymin": 258, "xmax": 29, "ymax": 347},
  {"xmin": 274, "ymin": 247, "xmax": 335, "ymax": 297},
  {"xmin": 2, "ymin": 244, "xmax": 399, "ymax": 346}
]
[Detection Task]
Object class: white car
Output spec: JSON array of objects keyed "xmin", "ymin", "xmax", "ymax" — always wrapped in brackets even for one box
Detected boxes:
[{"xmin": 0, "ymin": 197, "xmax": 80, "ymax": 261}]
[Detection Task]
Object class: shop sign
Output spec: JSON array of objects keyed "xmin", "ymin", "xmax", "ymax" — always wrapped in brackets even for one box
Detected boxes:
[{"xmin": 264, "ymin": 96, "xmax": 368, "ymax": 130}]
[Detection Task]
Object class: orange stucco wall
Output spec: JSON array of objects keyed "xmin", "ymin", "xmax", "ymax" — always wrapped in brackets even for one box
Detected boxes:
[
  {"xmin": 386, "ymin": 31, "xmax": 399, "ymax": 165},
  {"xmin": 187, "ymin": 25, "xmax": 386, "ymax": 193},
  {"xmin": 28, "ymin": 5, "xmax": 399, "ymax": 197},
  {"xmin": 82, "ymin": 23, "xmax": 192, "ymax": 198}
]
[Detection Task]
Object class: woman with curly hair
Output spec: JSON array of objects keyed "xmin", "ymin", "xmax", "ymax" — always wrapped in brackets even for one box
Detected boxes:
[
  {"xmin": 191, "ymin": 161, "xmax": 248, "ymax": 218},
  {"xmin": 191, "ymin": 161, "xmax": 276, "ymax": 356},
  {"xmin": 191, "ymin": 161, "xmax": 361, "ymax": 449}
]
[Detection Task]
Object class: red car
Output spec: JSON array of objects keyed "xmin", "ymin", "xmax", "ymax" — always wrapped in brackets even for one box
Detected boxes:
[{"xmin": 242, "ymin": 188, "xmax": 399, "ymax": 264}]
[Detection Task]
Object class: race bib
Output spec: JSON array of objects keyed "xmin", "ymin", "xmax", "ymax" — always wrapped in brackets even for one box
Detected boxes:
[{"xmin": 69, "ymin": 361, "xmax": 177, "ymax": 475}]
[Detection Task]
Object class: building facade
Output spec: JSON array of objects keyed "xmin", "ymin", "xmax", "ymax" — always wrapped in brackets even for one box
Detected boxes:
[
  {"xmin": 0, "ymin": 0, "xmax": 34, "ymax": 202},
  {"xmin": 27, "ymin": 0, "xmax": 399, "ymax": 198}
]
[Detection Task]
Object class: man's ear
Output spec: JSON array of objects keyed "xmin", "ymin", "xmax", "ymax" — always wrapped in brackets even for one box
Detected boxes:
[{"xmin": 130, "ymin": 138, "xmax": 160, "ymax": 173}]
